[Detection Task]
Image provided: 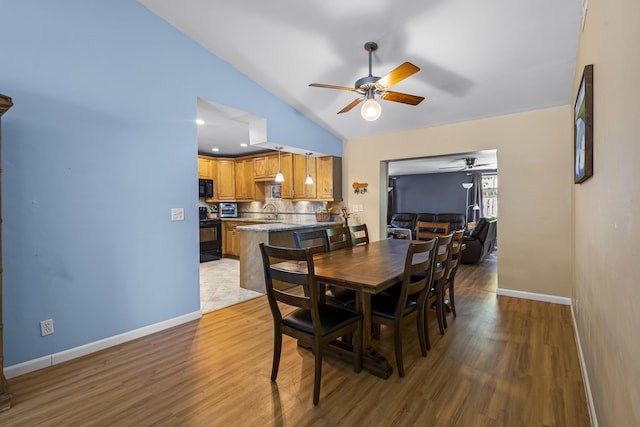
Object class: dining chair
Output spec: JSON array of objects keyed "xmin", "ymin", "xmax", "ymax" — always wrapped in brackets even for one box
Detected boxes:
[
  {"xmin": 348, "ymin": 224, "xmax": 369, "ymax": 246},
  {"xmin": 369, "ymin": 239, "xmax": 437, "ymax": 377},
  {"xmin": 325, "ymin": 226, "xmax": 350, "ymax": 251},
  {"xmin": 425, "ymin": 233, "xmax": 455, "ymax": 339},
  {"xmin": 441, "ymin": 229, "xmax": 466, "ymax": 328},
  {"xmin": 416, "ymin": 221, "xmax": 450, "ymax": 240},
  {"xmin": 293, "ymin": 229, "xmax": 329, "ymax": 254},
  {"xmin": 323, "ymin": 226, "xmax": 356, "ymax": 308},
  {"xmin": 259, "ymin": 243, "xmax": 362, "ymax": 405}
]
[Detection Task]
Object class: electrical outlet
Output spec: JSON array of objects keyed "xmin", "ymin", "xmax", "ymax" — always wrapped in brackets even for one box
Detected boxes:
[{"xmin": 40, "ymin": 319, "xmax": 54, "ymax": 336}]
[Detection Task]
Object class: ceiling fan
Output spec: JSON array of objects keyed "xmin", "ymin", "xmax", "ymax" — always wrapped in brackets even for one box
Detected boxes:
[
  {"xmin": 309, "ymin": 42, "xmax": 425, "ymax": 121},
  {"xmin": 440, "ymin": 157, "xmax": 494, "ymax": 171}
]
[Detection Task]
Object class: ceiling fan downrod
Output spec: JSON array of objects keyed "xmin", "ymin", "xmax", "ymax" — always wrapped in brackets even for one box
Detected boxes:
[{"xmin": 356, "ymin": 42, "xmax": 380, "ymax": 90}]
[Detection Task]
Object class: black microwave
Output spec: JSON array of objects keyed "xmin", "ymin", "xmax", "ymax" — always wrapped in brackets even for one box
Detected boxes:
[{"xmin": 199, "ymin": 179, "xmax": 214, "ymax": 198}]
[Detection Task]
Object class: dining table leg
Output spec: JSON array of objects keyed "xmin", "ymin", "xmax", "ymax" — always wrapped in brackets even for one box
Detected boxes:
[{"xmin": 356, "ymin": 291, "xmax": 393, "ymax": 378}]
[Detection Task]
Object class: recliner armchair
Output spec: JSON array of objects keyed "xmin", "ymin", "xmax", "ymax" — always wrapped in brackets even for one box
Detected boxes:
[
  {"xmin": 390, "ymin": 213, "xmax": 417, "ymax": 232},
  {"xmin": 460, "ymin": 217, "xmax": 497, "ymax": 264}
]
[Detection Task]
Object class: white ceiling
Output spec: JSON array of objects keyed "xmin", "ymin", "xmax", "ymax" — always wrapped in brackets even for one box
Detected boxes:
[
  {"xmin": 388, "ymin": 149, "xmax": 497, "ymax": 175},
  {"xmin": 141, "ymin": 0, "xmax": 582, "ymax": 170}
]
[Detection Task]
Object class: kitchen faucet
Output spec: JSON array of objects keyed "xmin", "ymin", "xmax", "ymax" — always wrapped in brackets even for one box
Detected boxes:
[{"xmin": 262, "ymin": 202, "xmax": 278, "ymax": 220}]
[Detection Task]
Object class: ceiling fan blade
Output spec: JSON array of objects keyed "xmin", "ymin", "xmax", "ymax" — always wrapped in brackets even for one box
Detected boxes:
[
  {"xmin": 380, "ymin": 91, "xmax": 425, "ymax": 105},
  {"xmin": 338, "ymin": 98, "xmax": 363, "ymax": 114},
  {"xmin": 309, "ymin": 83, "xmax": 356, "ymax": 91},
  {"xmin": 377, "ymin": 62, "xmax": 420, "ymax": 88}
]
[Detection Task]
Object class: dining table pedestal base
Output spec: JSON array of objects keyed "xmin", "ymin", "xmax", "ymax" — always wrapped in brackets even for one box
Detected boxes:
[{"xmin": 297, "ymin": 339, "xmax": 393, "ymax": 379}]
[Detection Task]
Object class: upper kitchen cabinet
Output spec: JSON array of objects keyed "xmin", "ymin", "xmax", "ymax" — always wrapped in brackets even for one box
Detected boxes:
[
  {"xmin": 198, "ymin": 156, "xmax": 214, "ymax": 180},
  {"xmin": 293, "ymin": 154, "xmax": 316, "ymax": 199},
  {"xmin": 236, "ymin": 159, "xmax": 265, "ymax": 201},
  {"xmin": 278, "ymin": 153, "xmax": 294, "ymax": 199},
  {"xmin": 253, "ymin": 155, "xmax": 280, "ymax": 181},
  {"xmin": 215, "ymin": 159, "xmax": 236, "ymax": 201},
  {"xmin": 316, "ymin": 156, "xmax": 342, "ymax": 201}
]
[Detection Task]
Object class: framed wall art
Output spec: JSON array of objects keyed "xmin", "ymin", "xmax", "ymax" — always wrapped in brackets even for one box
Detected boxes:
[{"xmin": 574, "ymin": 64, "xmax": 593, "ymax": 184}]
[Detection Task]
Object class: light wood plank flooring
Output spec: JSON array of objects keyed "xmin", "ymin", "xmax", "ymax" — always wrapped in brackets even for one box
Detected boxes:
[{"xmin": 0, "ymin": 254, "xmax": 590, "ymax": 426}]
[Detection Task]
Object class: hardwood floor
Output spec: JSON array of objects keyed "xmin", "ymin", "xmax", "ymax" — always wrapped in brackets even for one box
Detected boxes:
[{"xmin": 0, "ymin": 253, "xmax": 590, "ymax": 426}]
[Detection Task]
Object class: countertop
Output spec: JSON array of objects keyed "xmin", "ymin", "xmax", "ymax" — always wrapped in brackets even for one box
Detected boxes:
[{"xmin": 236, "ymin": 221, "xmax": 341, "ymax": 232}]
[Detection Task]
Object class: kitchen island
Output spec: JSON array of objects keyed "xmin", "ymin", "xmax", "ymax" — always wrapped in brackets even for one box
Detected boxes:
[{"xmin": 236, "ymin": 221, "xmax": 341, "ymax": 293}]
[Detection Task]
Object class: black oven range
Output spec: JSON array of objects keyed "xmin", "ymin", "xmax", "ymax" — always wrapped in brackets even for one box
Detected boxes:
[{"xmin": 199, "ymin": 208, "xmax": 221, "ymax": 262}]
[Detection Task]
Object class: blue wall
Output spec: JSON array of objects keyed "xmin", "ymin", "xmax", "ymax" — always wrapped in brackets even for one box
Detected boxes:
[
  {"xmin": 392, "ymin": 171, "xmax": 494, "ymax": 217},
  {"xmin": 0, "ymin": 0, "xmax": 341, "ymax": 366}
]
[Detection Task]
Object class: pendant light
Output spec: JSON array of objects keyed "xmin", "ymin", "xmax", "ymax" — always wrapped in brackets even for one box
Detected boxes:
[
  {"xmin": 305, "ymin": 152, "xmax": 314, "ymax": 185},
  {"xmin": 275, "ymin": 146, "xmax": 285, "ymax": 183}
]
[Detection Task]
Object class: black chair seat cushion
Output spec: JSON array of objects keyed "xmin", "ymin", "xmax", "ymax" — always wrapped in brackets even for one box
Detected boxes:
[
  {"xmin": 326, "ymin": 287, "xmax": 356, "ymax": 307},
  {"xmin": 283, "ymin": 305, "xmax": 362, "ymax": 336},
  {"xmin": 370, "ymin": 292, "xmax": 417, "ymax": 320}
]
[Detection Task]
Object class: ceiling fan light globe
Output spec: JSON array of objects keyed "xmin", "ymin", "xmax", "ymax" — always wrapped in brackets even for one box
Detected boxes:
[{"xmin": 361, "ymin": 98, "xmax": 381, "ymax": 121}]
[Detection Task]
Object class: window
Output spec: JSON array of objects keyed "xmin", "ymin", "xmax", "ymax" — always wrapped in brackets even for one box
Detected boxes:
[{"xmin": 482, "ymin": 174, "xmax": 498, "ymax": 217}]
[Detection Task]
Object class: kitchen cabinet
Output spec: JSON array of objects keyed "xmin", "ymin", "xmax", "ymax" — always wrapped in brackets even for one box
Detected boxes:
[
  {"xmin": 292, "ymin": 154, "xmax": 317, "ymax": 199},
  {"xmin": 235, "ymin": 159, "xmax": 265, "ymax": 201},
  {"xmin": 279, "ymin": 153, "xmax": 294, "ymax": 199},
  {"xmin": 215, "ymin": 159, "xmax": 236, "ymax": 201},
  {"xmin": 316, "ymin": 156, "xmax": 343, "ymax": 201},
  {"xmin": 253, "ymin": 155, "xmax": 280, "ymax": 180},
  {"xmin": 235, "ymin": 159, "xmax": 254, "ymax": 200},
  {"xmin": 0, "ymin": 94, "xmax": 12, "ymax": 411},
  {"xmin": 198, "ymin": 156, "xmax": 214, "ymax": 180},
  {"xmin": 223, "ymin": 221, "xmax": 262, "ymax": 257}
]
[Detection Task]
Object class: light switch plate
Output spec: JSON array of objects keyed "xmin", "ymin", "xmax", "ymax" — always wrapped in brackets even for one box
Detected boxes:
[{"xmin": 171, "ymin": 208, "xmax": 185, "ymax": 221}]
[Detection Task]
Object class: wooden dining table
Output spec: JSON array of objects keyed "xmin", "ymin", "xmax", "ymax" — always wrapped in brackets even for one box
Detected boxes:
[{"xmin": 309, "ymin": 238, "xmax": 416, "ymax": 379}]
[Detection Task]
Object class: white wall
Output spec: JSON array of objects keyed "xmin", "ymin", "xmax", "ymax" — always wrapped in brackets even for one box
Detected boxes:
[{"xmin": 342, "ymin": 106, "xmax": 573, "ymax": 298}]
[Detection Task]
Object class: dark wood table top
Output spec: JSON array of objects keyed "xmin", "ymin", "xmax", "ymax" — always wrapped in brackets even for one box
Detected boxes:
[{"xmin": 311, "ymin": 238, "xmax": 414, "ymax": 294}]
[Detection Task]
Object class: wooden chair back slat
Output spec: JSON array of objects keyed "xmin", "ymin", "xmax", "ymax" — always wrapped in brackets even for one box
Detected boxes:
[
  {"xmin": 416, "ymin": 221, "xmax": 450, "ymax": 241},
  {"xmin": 348, "ymin": 224, "xmax": 370, "ymax": 246},
  {"xmin": 325, "ymin": 226, "xmax": 350, "ymax": 251},
  {"xmin": 293, "ymin": 230, "xmax": 328, "ymax": 254}
]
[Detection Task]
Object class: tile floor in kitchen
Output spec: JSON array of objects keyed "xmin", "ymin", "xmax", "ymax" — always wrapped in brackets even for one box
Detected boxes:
[{"xmin": 199, "ymin": 258, "xmax": 263, "ymax": 314}]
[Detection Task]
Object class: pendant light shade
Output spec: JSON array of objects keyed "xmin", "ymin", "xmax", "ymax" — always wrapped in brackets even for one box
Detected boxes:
[{"xmin": 275, "ymin": 146, "xmax": 285, "ymax": 182}]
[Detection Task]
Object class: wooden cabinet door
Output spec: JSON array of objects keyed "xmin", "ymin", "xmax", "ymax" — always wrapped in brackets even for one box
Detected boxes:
[
  {"xmin": 254, "ymin": 154, "xmax": 281, "ymax": 180},
  {"xmin": 216, "ymin": 159, "xmax": 236, "ymax": 200},
  {"xmin": 253, "ymin": 157, "xmax": 267, "ymax": 179},
  {"xmin": 266, "ymin": 155, "xmax": 280, "ymax": 177},
  {"xmin": 293, "ymin": 154, "xmax": 317, "ymax": 199},
  {"xmin": 279, "ymin": 153, "xmax": 294, "ymax": 199},
  {"xmin": 316, "ymin": 156, "xmax": 342, "ymax": 201},
  {"xmin": 235, "ymin": 159, "xmax": 254, "ymax": 200},
  {"xmin": 224, "ymin": 222, "xmax": 238, "ymax": 256},
  {"xmin": 198, "ymin": 156, "xmax": 213, "ymax": 179}
]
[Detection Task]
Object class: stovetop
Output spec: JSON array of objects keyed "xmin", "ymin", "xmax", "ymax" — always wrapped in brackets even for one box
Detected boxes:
[{"xmin": 199, "ymin": 217, "xmax": 221, "ymax": 225}]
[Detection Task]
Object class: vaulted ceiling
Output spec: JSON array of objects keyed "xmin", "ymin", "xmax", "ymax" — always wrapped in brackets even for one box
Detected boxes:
[{"xmin": 141, "ymin": 0, "xmax": 581, "ymax": 174}]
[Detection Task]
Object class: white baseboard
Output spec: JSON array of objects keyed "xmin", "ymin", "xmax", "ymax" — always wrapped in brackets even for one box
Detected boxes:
[
  {"xmin": 571, "ymin": 305, "xmax": 599, "ymax": 427},
  {"xmin": 5, "ymin": 310, "xmax": 202, "ymax": 379},
  {"xmin": 496, "ymin": 288, "xmax": 571, "ymax": 305}
]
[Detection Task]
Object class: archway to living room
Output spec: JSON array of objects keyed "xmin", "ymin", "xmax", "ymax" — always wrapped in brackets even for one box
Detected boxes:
[{"xmin": 383, "ymin": 149, "xmax": 499, "ymax": 293}]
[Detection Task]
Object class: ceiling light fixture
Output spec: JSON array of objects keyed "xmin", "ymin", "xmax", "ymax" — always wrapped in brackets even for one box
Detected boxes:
[
  {"xmin": 275, "ymin": 146, "xmax": 285, "ymax": 183},
  {"xmin": 240, "ymin": 143, "xmax": 248, "ymax": 147},
  {"xmin": 211, "ymin": 147, "xmax": 219, "ymax": 152},
  {"xmin": 196, "ymin": 119, "xmax": 205, "ymax": 125},
  {"xmin": 305, "ymin": 153, "xmax": 314, "ymax": 185},
  {"xmin": 361, "ymin": 89, "xmax": 381, "ymax": 121}
]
